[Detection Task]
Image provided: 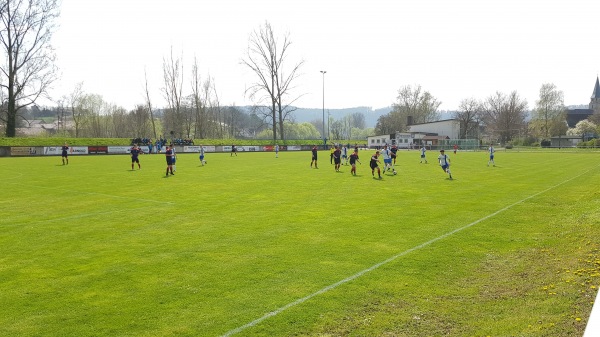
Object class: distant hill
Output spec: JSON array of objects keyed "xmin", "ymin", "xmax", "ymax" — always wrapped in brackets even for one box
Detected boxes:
[{"xmin": 238, "ymin": 106, "xmax": 458, "ymax": 128}]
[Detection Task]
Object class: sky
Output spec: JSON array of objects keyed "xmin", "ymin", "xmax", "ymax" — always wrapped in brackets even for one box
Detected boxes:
[{"xmin": 48, "ymin": 0, "xmax": 600, "ymax": 112}]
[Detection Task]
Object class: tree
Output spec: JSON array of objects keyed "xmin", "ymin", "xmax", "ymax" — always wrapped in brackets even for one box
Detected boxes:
[
  {"xmin": 0, "ymin": 0, "xmax": 59, "ymax": 137},
  {"xmin": 242, "ymin": 21, "xmax": 304, "ymax": 142},
  {"xmin": 567, "ymin": 120, "xmax": 596, "ymax": 138},
  {"xmin": 532, "ymin": 83, "xmax": 566, "ymax": 139},
  {"xmin": 454, "ymin": 98, "xmax": 482, "ymax": 139},
  {"xmin": 376, "ymin": 85, "xmax": 441, "ymax": 134},
  {"xmin": 482, "ymin": 91, "xmax": 528, "ymax": 144},
  {"xmin": 143, "ymin": 68, "xmax": 158, "ymax": 139},
  {"xmin": 162, "ymin": 47, "xmax": 184, "ymax": 139}
]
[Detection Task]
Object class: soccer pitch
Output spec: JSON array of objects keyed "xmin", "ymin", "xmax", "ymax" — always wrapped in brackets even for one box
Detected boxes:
[{"xmin": 1, "ymin": 149, "xmax": 599, "ymax": 336}]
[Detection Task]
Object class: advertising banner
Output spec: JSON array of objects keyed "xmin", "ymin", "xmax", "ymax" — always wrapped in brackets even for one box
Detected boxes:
[
  {"xmin": 70, "ymin": 147, "xmax": 89, "ymax": 155},
  {"xmin": 43, "ymin": 146, "xmax": 87, "ymax": 155},
  {"xmin": 185, "ymin": 145, "xmax": 216, "ymax": 153},
  {"xmin": 11, "ymin": 147, "xmax": 42, "ymax": 156},
  {"xmin": 88, "ymin": 146, "xmax": 108, "ymax": 154},
  {"xmin": 108, "ymin": 146, "xmax": 132, "ymax": 154}
]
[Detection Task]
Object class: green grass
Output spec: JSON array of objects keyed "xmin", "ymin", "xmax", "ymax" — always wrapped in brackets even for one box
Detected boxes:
[{"xmin": 0, "ymin": 150, "xmax": 599, "ymax": 336}]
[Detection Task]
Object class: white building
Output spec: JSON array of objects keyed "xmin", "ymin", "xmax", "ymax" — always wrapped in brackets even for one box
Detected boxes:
[{"xmin": 408, "ymin": 119, "xmax": 460, "ymax": 140}]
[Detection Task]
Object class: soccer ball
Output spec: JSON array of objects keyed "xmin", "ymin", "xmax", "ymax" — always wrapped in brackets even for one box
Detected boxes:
[{"xmin": 393, "ymin": 170, "xmax": 397, "ymax": 175}]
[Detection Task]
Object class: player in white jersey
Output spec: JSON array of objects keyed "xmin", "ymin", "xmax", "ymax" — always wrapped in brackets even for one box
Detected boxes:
[
  {"xmin": 438, "ymin": 149, "xmax": 453, "ymax": 180},
  {"xmin": 379, "ymin": 145, "xmax": 394, "ymax": 173},
  {"xmin": 488, "ymin": 145, "xmax": 495, "ymax": 166},
  {"xmin": 420, "ymin": 145, "xmax": 428, "ymax": 163}
]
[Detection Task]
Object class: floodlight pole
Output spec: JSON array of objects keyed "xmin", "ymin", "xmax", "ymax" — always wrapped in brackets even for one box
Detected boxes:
[{"xmin": 320, "ymin": 70, "xmax": 327, "ymax": 145}]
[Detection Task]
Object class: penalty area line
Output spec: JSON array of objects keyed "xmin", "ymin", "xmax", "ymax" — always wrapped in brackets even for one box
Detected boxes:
[{"xmin": 221, "ymin": 167, "xmax": 594, "ymax": 337}]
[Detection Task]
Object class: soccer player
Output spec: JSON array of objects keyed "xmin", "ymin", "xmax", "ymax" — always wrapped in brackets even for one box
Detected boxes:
[
  {"xmin": 488, "ymin": 145, "xmax": 495, "ymax": 167},
  {"xmin": 310, "ymin": 145, "xmax": 318, "ymax": 168},
  {"xmin": 165, "ymin": 145, "xmax": 174, "ymax": 176},
  {"xmin": 333, "ymin": 145, "xmax": 342, "ymax": 172},
  {"xmin": 380, "ymin": 144, "xmax": 393, "ymax": 173},
  {"xmin": 391, "ymin": 144, "xmax": 398, "ymax": 164},
  {"xmin": 170, "ymin": 144, "xmax": 177, "ymax": 171},
  {"xmin": 438, "ymin": 149, "xmax": 453, "ymax": 180},
  {"xmin": 231, "ymin": 144, "xmax": 237, "ymax": 156},
  {"xmin": 275, "ymin": 144, "xmax": 279, "ymax": 158},
  {"xmin": 130, "ymin": 144, "xmax": 142, "ymax": 170},
  {"xmin": 420, "ymin": 144, "xmax": 428, "ymax": 164},
  {"xmin": 349, "ymin": 150, "xmax": 361, "ymax": 176},
  {"xmin": 61, "ymin": 142, "xmax": 69, "ymax": 165},
  {"xmin": 341, "ymin": 145, "xmax": 348, "ymax": 165},
  {"xmin": 330, "ymin": 145, "xmax": 335, "ymax": 164},
  {"xmin": 453, "ymin": 144, "xmax": 458, "ymax": 154},
  {"xmin": 199, "ymin": 145, "xmax": 206, "ymax": 166},
  {"xmin": 370, "ymin": 151, "xmax": 382, "ymax": 179}
]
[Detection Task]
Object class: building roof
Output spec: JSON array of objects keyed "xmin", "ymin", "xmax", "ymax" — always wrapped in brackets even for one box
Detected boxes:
[
  {"xmin": 408, "ymin": 118, "xmax": 458, "ymax": 126},
  {"xmin": 593, "ymin": 76, "xmax": 600, "ymax": 99},
  {"xmin": 422, "ymin": 135, "xmax": 449, "ymax": 140}
]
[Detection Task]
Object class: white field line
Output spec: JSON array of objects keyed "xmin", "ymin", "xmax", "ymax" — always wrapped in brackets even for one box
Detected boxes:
[{"xmin": 221, "ymin": 168, "xmax": 594, "ymax": 337}]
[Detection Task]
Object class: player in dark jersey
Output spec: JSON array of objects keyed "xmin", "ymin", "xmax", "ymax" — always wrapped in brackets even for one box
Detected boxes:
[
  {"xmin": 391, "ymin": 145, "xmax": 398, "ymax": 164},
  {"xmin": 333, "ymin": 146, "xmax": 342, "ymax": 172},
  {"xmin": 130, "ymin": 144, "xmax": 142, "ymax": 170},
  {"xmin": 349, "ymin": 150, "xmax": 361, "ymax": 176},
  {"xmin": 61, "ymin": 142, "xmax": 69, "ymax": 165},
  {"xmin": 310, "ymin": 145, "xmax": 318, "ymax": 168},
  {"xmin": 370, "ymin": 151, "xmax": 382, "ymax": 179},
  {"xmin": 165, "ymin": 145, "xmax": 174, "ymax": 176}
]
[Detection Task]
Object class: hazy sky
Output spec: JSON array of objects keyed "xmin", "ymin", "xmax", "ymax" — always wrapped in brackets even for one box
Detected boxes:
[{"xmin": 49, "ymin": 0, "xmax": 600, "ymax": 111}]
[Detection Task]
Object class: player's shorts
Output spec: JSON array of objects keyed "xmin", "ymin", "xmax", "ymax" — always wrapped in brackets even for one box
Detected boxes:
[
  {"xmin": 370, "ymin": 162, "xmax": 379, "ymax": 169},
  {"xmin": 441, "ymin": 164, "xmax": 449, "ymax": 171},
  {"xmin": 200, "ymin": 154, "xmax": 205, "ymax": 160},
  {"xmin": 490, "ymin": 155, "xmax": 494, "ymax": 160},
  {"xmin": 131, "ymin": 157, "xmax": 139, "ymax": 163},
  {"xmin": 421, "ymin": 154, "xmax": 426, "ymax": 158},
  {"xmin": 172, "ymin": 157, "xmax": 176, "ymax": 164},
  {"xmin": 384, "ymin": 158, "xmax": 392, "ymax": 165},
  {"xmin": 334, "ymin": 158, "xmax": 341, "ymax": 164},
  {"xmin": 62, "ymin": 151, "xmax": 68, "ymax": 157},
  {"xmin": 166, "ymin": 158, "xmax": 173, "ymax": 165},
  {"xmin": 312, "ymin": 154, "xmax": 317, "ymax": 160}
]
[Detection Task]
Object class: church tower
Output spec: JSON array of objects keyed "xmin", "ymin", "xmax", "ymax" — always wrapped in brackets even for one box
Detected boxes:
[{"xmin": 590, "ymin": 76, "xmax": 600, "ymax": 113}]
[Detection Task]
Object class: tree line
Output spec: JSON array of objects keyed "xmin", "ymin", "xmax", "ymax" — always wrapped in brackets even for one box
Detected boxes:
[
  {"xmin": 0, "ymin": 1, "xmax": 596, "ymax": 145},
  {"xmin": 375, "ymin": 83, "xmax": 599, "ymax": 144}
]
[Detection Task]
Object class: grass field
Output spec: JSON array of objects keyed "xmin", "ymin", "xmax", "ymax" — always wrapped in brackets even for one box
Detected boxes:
[{"xmin": 1, "ymin": 149, "xmax": 599, "ymax": 337}]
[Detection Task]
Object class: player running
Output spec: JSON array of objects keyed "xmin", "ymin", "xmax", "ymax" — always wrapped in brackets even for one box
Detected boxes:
[
  {"xmin": 420, "ymin": 144, "xmax": 428, "ymax": 163},
  {"xmin": 370, "ymin": 151, "xmax": 382, "ymax": 179},
  {"xmin": 349, "ymin": 150, "xmax": 361, "ymax": 176},
  {"xmin": 438, "ymin": 149, "xmax": 453, "ymax": 180},
  {"xmin": 380, "ymin": 144, "xmax": 394, "ymax": 173}
]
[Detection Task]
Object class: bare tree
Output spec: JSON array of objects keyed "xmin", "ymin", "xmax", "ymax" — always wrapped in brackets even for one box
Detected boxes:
[
  {"xmin": 68, "ymin": 82, "xmax": 85, "ymax": 137},
  {"xmin": 242, "ymin": 21, "xmax": 304, "ymax": 142},
  {"xmin": 533, "ymin": 83, "xmax": 565, "ymax": 139},
  {"xmin": 0, "ymin": 0, "xmax": 59, "ymax": 137},
  {"xmin": 455, "ymin": 98, "xmax": 483, "ymax": 139},
  {"xmin": 190, "ymin": 57, "xmax": 205, "ymax": 139},
  {"xmin": 143, "ymin": 68, "xmax": 158, "ymax": 139},
  {"xmin": 162, "ymin": 47, "xmax": 184, "ymax": 139},
  {"xmin": 482, "ymin": 91, "xmax": 528, "ymax": 144},
  {"xmin": 376, "ymin": 84, "xmax": 441, "ymax": 134}
]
